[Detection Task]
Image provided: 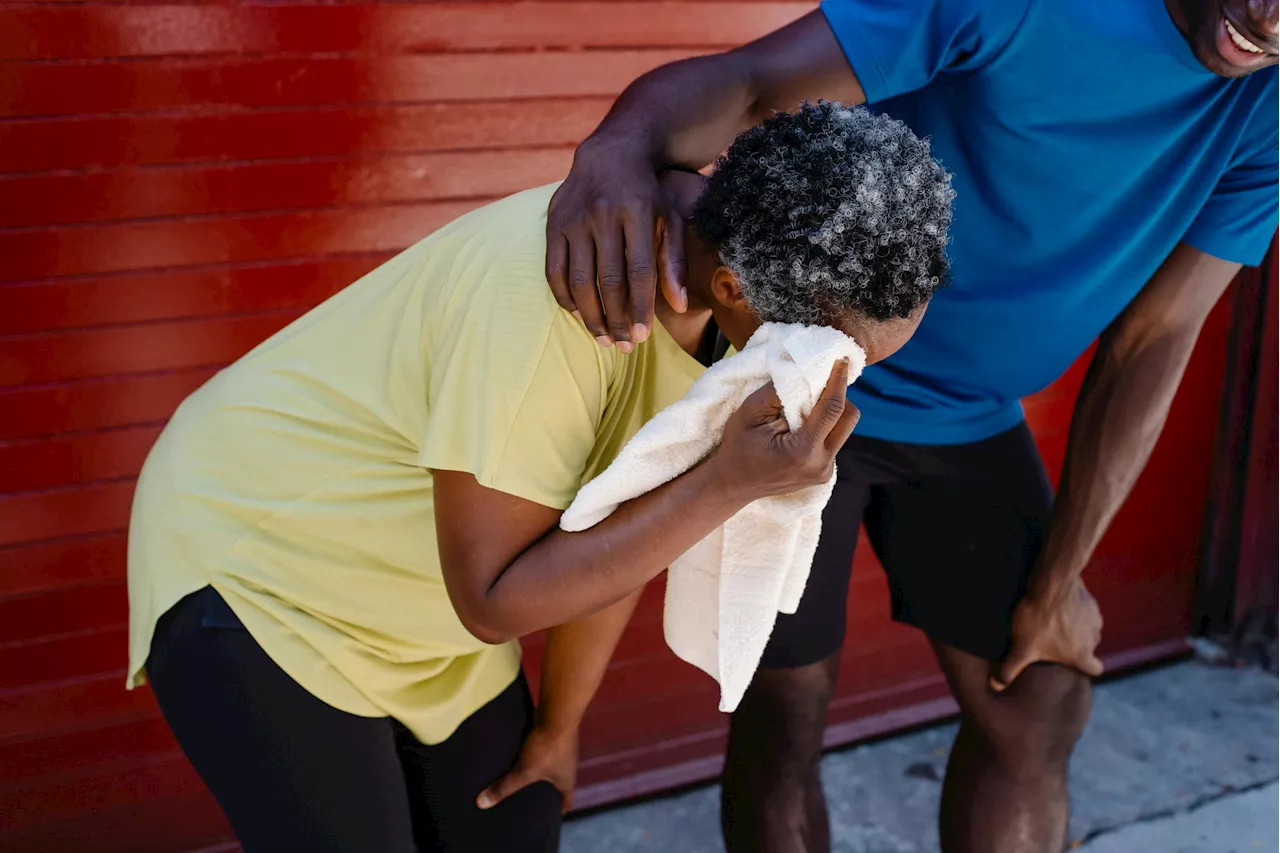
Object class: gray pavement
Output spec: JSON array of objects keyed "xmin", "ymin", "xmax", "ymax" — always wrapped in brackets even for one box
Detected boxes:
[
  {"xmin": 1079, "ymin": 783, "xmax": 1277, "ymax": 853},
  {"xmin": 563, "ymin": 660, "xmax": 1279, "ymax": 853}
]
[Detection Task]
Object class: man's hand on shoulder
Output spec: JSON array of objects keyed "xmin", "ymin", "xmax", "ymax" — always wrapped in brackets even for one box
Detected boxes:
[{"xmin": 546, "ymin": 139, "xmax": 688, "ymax": 352}]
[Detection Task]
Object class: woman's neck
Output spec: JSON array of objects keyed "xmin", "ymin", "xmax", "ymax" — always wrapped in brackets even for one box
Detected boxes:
[{"xmin": 655, "ymin": 298, "xmax": 713, "ymax": 357}]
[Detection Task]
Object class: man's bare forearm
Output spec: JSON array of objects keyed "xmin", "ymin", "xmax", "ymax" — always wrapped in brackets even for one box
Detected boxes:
[
  {"xmin": 1031, "ymin": 328, "xmax": 1196, "ymax": 598},
  {"xmin": 1031, "ymin": 245, "xmax": 1241, "ymax": 601}
]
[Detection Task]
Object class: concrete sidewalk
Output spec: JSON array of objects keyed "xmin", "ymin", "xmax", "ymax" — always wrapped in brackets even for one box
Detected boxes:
[{"xmin": 563, "ymin": 660, "xmax": 1278, "ymax": 852}]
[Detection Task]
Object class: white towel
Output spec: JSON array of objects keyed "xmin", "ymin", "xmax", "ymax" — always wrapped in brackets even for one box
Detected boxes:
[{"xmin": 560, "ymin": 323, "xmax": 866, "ymax": 712}]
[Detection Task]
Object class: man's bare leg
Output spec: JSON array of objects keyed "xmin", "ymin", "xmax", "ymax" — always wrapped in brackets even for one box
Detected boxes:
[
  {"xmin": 721, "ymin": 652, "xmax": 840, "ymax": 853},
  {"xmin": 933, "ymin": 642, "xmax": 1092, "ymax": 853}
]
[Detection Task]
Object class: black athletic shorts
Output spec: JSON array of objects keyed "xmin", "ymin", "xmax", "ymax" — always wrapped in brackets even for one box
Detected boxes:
[{"xmin": 760, "ymin": 421, "xmax": 1054, "ymax": 667}]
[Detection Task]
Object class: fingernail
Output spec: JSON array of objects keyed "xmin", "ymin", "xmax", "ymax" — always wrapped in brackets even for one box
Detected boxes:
[
  {"xmin": 476, "ymin": 794, "xmax": 493, "ymax": 809},
  {"xmin": 632, "ymin": 324, "xmax": 649, "ymax": 344},
  {"xmin": 572, "ymin": 310, "xmax": 582, "ymax": 321},
  {"xmin": 594, "ymin": 335, "xmax": 613, "ymax": 347},
  {"xmin": 616, "ymin": 340, "xmax": 634, "ymax": 355},
  {"xmin": 678, "ymin": 287, "xmax": 689, "ymax": 312}
]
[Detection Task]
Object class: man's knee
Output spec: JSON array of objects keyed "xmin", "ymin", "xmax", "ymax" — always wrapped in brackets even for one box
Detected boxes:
[
  {"xmin": 729, "ymin": 654, "xmax": 839, "ymax": 768},
  {"xmin": 963, "ymin": 663, "xmax": 1092, "ymax": 765}
]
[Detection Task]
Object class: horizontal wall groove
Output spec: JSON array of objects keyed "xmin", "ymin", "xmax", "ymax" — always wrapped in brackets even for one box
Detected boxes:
[
  {"xmin": 0, "ymin": 195, "xmax": 497, "ymax": 235},
  {"xmin": 0, "ymin": 305, "xmax": 307, "ymax": 342},
  {"xmin": 0, "ymin": 622, "xmax": 125, "ymax": 654},
  {"xmin": 0, "ymin": 250, "xmax": 391, "ymax": 289},
  {"xmin": 0, "ymin": 474, "xmax": 136, "ymax": 502},
  {"xmin": 0, "ymin": 91, "xmax": 649, "ymax": 124},
  {"xmin": 0, "ymin": 420, "xmax": 167, "ymax": 449},
  {"xmin": 0, "ymin": 141, "xmax": 576, "ymax": 180}
]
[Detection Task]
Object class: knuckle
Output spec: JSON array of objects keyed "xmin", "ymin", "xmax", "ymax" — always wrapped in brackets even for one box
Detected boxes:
[
  {"xmin": 561, "ymin": 213, "xmax": 590, "ymax": 234},
  {"xmin": 597, "ymin": 267, "xmax": 625, "ymax": 290},
  {"xmin": 589, "ymin": 197, "xmax": 618, "ymax": 219},
  {"xmin": 628, "ymin": 259, "xmax": 655, "ymax": 283},
  {"xmin": 568, "ymin": 269, "xmax": 594, "ymax": 289}
]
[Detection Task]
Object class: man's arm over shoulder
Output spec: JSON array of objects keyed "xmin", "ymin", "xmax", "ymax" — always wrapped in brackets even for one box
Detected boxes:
[
  {"xmin": 546, "ymin": 9, "xmax": 862, "ymax": 348},
  {"xmin": 547, "ymin": 0, "xmax": 1031, "ymax": 348}
]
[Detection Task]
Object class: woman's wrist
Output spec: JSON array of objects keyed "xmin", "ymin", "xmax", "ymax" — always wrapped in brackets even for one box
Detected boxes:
[
  {"xmin": 533, "ymin": 703, "xmax": 585, "ymax": 737},
  {"xmin": 703, "ymin": 450, "xmax": 767, "ymax": 506}
]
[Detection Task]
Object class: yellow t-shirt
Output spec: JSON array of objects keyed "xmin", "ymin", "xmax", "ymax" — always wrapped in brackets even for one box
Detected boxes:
[{"xmin": 126, "ymin": 183, "xmax": 706, "ymax": 744}]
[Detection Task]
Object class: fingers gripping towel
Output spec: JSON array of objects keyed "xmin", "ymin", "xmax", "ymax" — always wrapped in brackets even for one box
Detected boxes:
[{"xmin": 560, "ymin": 323, "xmax": 866, "ymax": 712}]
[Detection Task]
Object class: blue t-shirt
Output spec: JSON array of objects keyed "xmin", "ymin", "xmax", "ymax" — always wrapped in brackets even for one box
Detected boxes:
[{"xmin": 821, "ymin": 0, "xmax": 1279, "ymax": 443}]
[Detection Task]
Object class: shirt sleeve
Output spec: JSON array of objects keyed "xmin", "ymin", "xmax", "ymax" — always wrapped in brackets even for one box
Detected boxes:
[
  {"xmin": 417, "ymin": 255, "xmax": 611, "ymax": 510},
  {"xmin": 820, "ymin": 0, "xmax": 1031, "ymax": 103},
  {"xmin": 1183, "ymin": 118, "xmax": 1279, "ymax": 267}
]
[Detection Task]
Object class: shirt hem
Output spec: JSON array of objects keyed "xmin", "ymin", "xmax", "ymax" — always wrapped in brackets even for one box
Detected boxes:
[{"xmin": 848, "ymin": 402, "xmax": 1027, "ymax": 446}]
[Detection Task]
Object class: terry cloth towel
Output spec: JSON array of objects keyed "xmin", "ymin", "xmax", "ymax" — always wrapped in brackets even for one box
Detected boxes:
[{"xmin": 560, "ymin": 322, "xmax": 866, "ymax": 712}]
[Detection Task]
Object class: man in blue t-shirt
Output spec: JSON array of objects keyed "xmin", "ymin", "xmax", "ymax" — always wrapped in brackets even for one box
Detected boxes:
[{"xmin": 504, "ymin": 1, "xmax": 1277, "ymax": 851}]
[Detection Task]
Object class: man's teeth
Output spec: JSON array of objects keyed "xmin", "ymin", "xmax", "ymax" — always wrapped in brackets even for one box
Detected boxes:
[{"xmin": 1225, "ymin": 18, "xmax": 1265, "ymax": 54}]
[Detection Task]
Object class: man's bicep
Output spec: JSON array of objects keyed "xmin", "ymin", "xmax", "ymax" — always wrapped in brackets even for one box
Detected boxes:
[
  {"xmin": 432, "ymin": 469, "xmax": 564, "ymax": 636},
  {"xmin": 1182, "ymin": 135, "xmax": 1279, "ymax": 268},
  {"xmin": 732, "ymin": 10, "xmax": 868, "ymax": 118}
]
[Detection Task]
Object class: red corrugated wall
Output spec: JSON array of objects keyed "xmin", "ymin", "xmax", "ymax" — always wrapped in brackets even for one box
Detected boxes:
[{"xmin": 0, "ymin": 3, "xmax": 1242, "ymax": 851}]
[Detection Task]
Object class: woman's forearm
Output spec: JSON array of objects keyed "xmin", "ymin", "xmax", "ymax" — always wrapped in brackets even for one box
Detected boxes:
[
  {"xmin": 436, "ymin": 359, "xmax": 857, "ymax": 645},
  {"xmin": 535, "ymin": 590, "xmax": 644, "ymax": 734},
  {"xmin": 482, "ymin": 460, "xmax": 744, "ymax": 640}
]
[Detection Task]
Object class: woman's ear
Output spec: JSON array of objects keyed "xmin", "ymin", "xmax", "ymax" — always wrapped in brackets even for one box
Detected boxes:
[{"xmin": 709, "ymin": 266, "xmax": 749, "ymax": 310}]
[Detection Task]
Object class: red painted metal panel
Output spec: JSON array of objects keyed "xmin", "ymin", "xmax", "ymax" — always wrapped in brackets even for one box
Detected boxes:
[
  {"xmin": 1, "ymin": 314, "xmax": 302, "ymax": 388},
  {"xmin": 0, "ymin": 3, "xmax": 810, "ymax": 60},
  {"xmin": 0, "ymin": 674, "xmax": 153, "ymax": 746},
  {"xmin": 0, "ymin": 583, "xmax": 127, "ymax": 645},
  {"xmin": 0, "ymin": 427, "xmax": 162, "ymax": 492},
  {"xmin": 0, "ymin": 204, "xmax": 468, "ymax": 282},
  {"xmin": 0, "ymin": 481, "xmax": 134, "ymax": 547},
  {"xmin": 1234, "ymin": 252, "xmax": 1277, "ymax": 619},
  {"xmin": 1, "ymin": 149, "xmax": 574, "ymax": 228},
  {"xmin": 0, "ymin": 626, "xmax": 128, "ymax": 692},
  {"xmin": 0, "ymin": 0, "xmax": 1251, "ymax": 850},
  {"xmin": 1, "ymin": 100, "xmax": 611, "ymax": 174},
  {"xmin": 0, "ymin": 369, "xmax": 219, "ymax": 440},
  {"xmin": 0, "ymin": 534, "xmax": 127, "ymax": 598},
  {"xmin": 0, "ymin": 259, "xmax": 387, "ymax": 336},
  {"xmin": 0, "ymin": 789, "xmax": 233, "ymax": 853},
  {"xmin": 1, "ymin": 51, "xmax": 699, "ymax": 118}
]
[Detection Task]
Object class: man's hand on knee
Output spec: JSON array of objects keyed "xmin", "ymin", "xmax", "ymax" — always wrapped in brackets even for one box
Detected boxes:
[{"xmin": 991, "ymin": 579, "xmax": 1104, "ymax": 692}]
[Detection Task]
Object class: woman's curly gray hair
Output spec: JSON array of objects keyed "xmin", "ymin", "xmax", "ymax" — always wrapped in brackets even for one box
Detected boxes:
[{"xmin": 692, "ymin": 101, "xmax": 955, "ymax": 324}]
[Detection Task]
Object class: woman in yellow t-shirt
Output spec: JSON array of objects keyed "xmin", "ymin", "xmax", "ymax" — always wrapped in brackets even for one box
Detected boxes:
[{"xmin": 128, "ymin": 103, "xmax": 953, "ymax": 852}]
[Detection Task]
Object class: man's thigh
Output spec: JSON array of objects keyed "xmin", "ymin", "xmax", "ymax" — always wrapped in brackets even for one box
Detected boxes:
[{"xmin": 864, "ymin": 422, "xmax": 1055, "ymax": 662}]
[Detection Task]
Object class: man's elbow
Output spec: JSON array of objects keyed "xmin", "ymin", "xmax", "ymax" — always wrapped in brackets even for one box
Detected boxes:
[{"xmin": 1102, "ymin": 309, "xmax": 1204, "ymax": 368}]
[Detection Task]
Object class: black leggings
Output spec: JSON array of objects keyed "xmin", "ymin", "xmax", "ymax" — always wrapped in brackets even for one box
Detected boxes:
[{"xmin": 147, "ymin": 587, "xmax": 562, "ymax": 853}]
